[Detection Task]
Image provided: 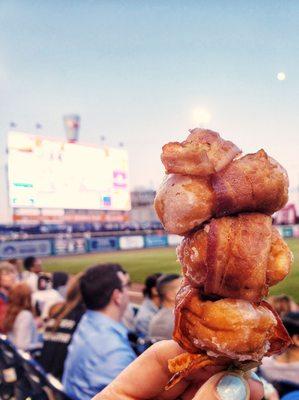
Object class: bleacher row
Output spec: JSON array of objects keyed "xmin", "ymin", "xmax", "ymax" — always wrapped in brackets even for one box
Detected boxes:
[
  {"xmin": 0, "ymin": 332, "xmax": 155, "ymax": 399},
  {"xmin": 0, "ymin": 335, "xmax": 70, "ymax": 400}
]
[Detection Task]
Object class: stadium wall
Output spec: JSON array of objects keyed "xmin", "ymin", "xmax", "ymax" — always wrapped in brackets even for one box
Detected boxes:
[{"xmin": 0, "ymin": 226, "xmax": 298, "ymax": 260}]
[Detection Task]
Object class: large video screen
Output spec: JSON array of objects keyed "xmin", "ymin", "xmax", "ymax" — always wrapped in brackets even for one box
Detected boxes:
[{"xmin": 7, "ymin": 132, "xmax": 131, "ymax": 211}]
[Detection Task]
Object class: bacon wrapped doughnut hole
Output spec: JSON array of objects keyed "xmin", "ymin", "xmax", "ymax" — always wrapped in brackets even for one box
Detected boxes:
[
  {"xmin": 173, "ymin": 283, "xmax": 291, "ymax": 362},
  {"xmin": 154, "ymin": 149, "xmax": 289, "ymax": 235},
  {"xmin": 212, "ymin": 149, "xmax": 288, "ymax": 217},
  {"xmin": 161, "ymin": 128, "xmax": 241, "ymax": 176},
  {"xmin": 154, "ymin": 174, "xmax": 214, "ymax": 235},
  {"xmin": 178, "ymin": 213, "xmax": 292, "ymax": 302}
]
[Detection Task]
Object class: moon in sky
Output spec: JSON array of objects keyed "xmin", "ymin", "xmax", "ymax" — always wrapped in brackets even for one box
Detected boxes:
[
  {"xmin": 277, "ymin": 72, "xmax": 286, "ymax": 81},
  {"xmin": 193, "ymin": 108, "xmax": 212, "ymax": 127}
]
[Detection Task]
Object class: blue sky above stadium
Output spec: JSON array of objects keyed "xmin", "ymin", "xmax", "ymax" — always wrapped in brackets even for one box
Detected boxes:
[{"xmin": 0, "ymin": 0, "xmax": 299, "ymax": 193}]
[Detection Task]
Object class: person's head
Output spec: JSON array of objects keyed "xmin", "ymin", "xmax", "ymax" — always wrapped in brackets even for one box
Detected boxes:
[
  {"xmin": 268, "ymin": 295, "xmax": 296, "ymax": 317},
  {"xmin": 8, "ymin": 258, "xmax": 23, "ymax": 274},
  {"xmin": 283, "ymin": 313, "xmax": 299, "ymax": 349},
  {"xmin": 37, "ymin": 274, "xmax": 52, "ymax": 291},
  {"xmin": 143, "ymin": 273, "xmax": 162, "ymax": 306},
  {"xmin": 23, "ymin": 256, "xmax": 42, "ymax": 274},
  {"xmin": 143, "ymin": 273, "xmax": 162, "ymax": 298},
  {"xmin": 52, "ymin": 271, "xmax": 69, "ymax": 291},
  {"xmin": 2, "ymin": 283, "xmax": 32, "ymax": 333},
  {"xmin": 0, "ymin": 262, "xmax": 17, "ymax": 295},
  {"xmin": 156, "ymin": 274, "xmax": 181, "ymax": 308},
  {"xmin": 80, "ymin": 263, "xmax": 130, "ymax": 321}
]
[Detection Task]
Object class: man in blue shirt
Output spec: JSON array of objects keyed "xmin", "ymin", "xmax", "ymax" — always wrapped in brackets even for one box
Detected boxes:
[{"xmin": 62, "ymin": 263, "xmax": 136, "ymax": 399}]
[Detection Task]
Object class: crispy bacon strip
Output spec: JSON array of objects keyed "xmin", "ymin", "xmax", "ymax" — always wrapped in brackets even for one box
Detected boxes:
[
  {"xmin": 173, "ymin": 282, "xmax": 292, "ymax": 361},
  {"xmin": 178, "ymin": 214, "xmax": 292, "ymax": 302},
  {"xmin": 154, "ymin": 149, "xmax": 289, "ymax": 235},
  {"xmin": 166, "ymin": 353, "xmax": 220, "ymax": 390},
  {"xmin": 166, "ymin": 352, "xmax": 263, "ymax": 390},
  {"xmin": 161, "ymin": 128, "xmax": 241, "ymax": 176}
]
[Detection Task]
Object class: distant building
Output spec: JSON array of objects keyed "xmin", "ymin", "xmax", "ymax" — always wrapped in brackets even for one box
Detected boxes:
[
  {"xmin": 129, "ymin": 190, "xmax": 158, "ymax": 222},
  {"xmin": 273, "ymin": 203, "xmax": 298, "ymax": 225}
]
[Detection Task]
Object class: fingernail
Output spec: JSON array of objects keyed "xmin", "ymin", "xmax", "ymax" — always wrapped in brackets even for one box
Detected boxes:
[
  {"xmin": 216, "ymin": 374, "xmax": 247, "ymax": 400},
  {"xmin": 250, "ymin": 371, "xmax": 262, "ymax": 383}
]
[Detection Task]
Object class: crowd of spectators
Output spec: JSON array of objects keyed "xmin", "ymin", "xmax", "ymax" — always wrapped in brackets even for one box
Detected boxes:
[{"xmin": 0, "ymin": 257, "xmax": 298, "ymax": 399}]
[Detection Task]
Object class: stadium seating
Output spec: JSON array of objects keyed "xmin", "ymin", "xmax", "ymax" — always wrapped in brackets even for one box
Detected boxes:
[
  {"xmin": 0, "ymin": 220, "xmax": 164, "ymax": 239},
  {"xmin": 0, "ymin": 334, "xmax": 19, "ymax": 399},
  {"xmin": 0, "ymin": 335, "xmax": 71, "ymax": 399}
]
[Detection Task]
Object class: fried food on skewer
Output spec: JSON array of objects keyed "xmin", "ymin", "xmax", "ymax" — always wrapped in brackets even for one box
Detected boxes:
[{"xmin": 155, "ymin": 128, "xmax": 293, "ymax": 391}]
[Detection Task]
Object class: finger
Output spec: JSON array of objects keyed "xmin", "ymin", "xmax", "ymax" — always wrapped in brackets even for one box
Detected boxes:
[
  {"xmin": 184, "ymin": 371, "xmax": 264, "ymax": 400},
  {"xmin": 94, "ymin": 340, "xmax": 190, "ymax": 400},
  {"xmin": 248, "ymin": 372, "xmax": 265, "ymax": 400}
]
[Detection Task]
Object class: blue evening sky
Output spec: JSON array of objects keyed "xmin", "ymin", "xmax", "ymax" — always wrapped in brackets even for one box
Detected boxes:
[{"xmin": 0, "ymin": 0, "xmax": 299, "ymax": 195}]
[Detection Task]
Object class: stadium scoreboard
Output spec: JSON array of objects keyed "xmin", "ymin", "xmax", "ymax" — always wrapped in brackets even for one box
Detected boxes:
[{"xmin": 7, "ymin": 131, "xmax": 131, "ymax": 211}]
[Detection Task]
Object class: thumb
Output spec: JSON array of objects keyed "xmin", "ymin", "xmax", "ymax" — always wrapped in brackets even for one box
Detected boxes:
[{"xmin": 192, "ymin": 371, "xmax": 264, "ymax": 400}]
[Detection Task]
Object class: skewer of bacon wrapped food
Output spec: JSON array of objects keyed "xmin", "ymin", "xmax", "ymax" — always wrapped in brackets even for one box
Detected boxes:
[{"xmin": 154, "ymin": 128, "xmax": 293, "ymax": 389}]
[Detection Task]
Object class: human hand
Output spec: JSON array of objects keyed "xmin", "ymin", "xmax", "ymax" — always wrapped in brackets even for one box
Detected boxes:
[{"xmin": 93, "ymin": 340, "xmax": 264, "ymax": 400}]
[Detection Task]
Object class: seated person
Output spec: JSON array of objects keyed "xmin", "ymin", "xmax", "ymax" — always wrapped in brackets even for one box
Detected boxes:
[
  {"xmin": 52, "ymin": 271, "xmax": 69, "ymax": 298},
  {"xmin": 32, "ymin": 274, "xmax": 63, "ymax": 319},
  {"xmin": 149, "ymin": 274, "xmax": 181, "ymax": 341},
  {"xmin": 122, "ymin": 302, "xmax": 136, "ymax": 332},
  {"xmin": 8, "ymin": 258, "xmax": 23, "ymax": 281},
  {"xmin": 260, "ymin": 313, "xmax": 299, "ymax": 397},
  {"xmin": 39, "ymin": 273, "xmax": 85, "ymax": 380},
  {"xmin": 21, "ymin": 256, "xmax": 43, "ymax": 292},
  {"xmin": 62, "ymin": 263, "xmax": 136, "ymax": 400},
  {"xmin": 2, "ymin": 283, "xmax": 39, "ymax": 350},
  {"xmin": 0, "ymin": 262, "xmax": 17, "ymax": 332},
  {"xmin": 134, "ymin": 273, "xmax": 162, "ymax": 337}
]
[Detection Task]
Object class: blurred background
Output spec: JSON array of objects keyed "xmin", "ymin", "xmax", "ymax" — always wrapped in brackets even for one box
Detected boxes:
[
  {"xmin": 0, "ymin": 2, "xmax": 299, "ymax": 399},
  {"xmin": 0, "ymin": 0, "xmax": 298, "ymax": 295}
]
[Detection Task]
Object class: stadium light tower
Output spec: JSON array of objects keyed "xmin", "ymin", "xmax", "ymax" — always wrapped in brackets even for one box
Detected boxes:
[
  {"xmin": 63, "ymin": 114, "xmax": 80, "ymax": 143},
  {"xmin": 100, "ymin": 136, "xmax": 106, "ymax": 146}
]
